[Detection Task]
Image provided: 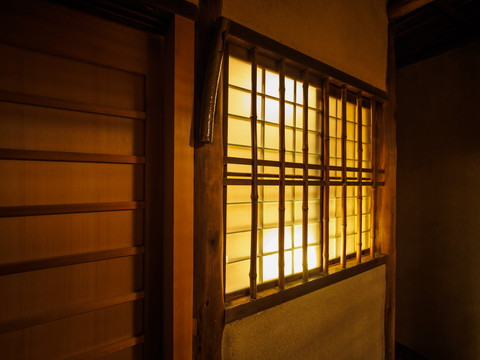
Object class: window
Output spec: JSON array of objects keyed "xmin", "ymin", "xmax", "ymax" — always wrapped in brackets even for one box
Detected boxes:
[{"xmin": 223, "ymin": 39, "xmax": 383, "ymax": 303}]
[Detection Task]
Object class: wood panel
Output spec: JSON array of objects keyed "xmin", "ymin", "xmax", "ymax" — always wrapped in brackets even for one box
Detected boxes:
[
  {"xmin": 0, "ymin": 301, "xmax": 143, "ymax": 359},
  {"xmin": 0, "ymin": 256, "xmax": 143, "ymax": 322},
  {"xmin": 0, "ymin": 0, "xmax": 152, "ymax": 74},
  {"xmin": 0, "ymin": 43, "xmax": 145, "ymax": 111},
  {"xmin": 162, "ymin": 15, "xmax": 195, "ymax": 360},
  {"xmin": 0, "ymin": 211, "xmax": 143, "ymax": 263},
  {"xmin": 0, "ymin": 161, "xmax": 143, "ymax": 206},
  {"xmin": 0, "ymin": 0, "xmax": 166, "ymax": 358},
  {"xmin": 0, "ymin": 102, "xmax": 144, "ymax": 156},
  {"xmin": 376, "ymin": 25, "xmax": 398, "ymax": 360},
  {"xmin": 0, "ymin": 90, "xmax": 146, "ymax": 120}
]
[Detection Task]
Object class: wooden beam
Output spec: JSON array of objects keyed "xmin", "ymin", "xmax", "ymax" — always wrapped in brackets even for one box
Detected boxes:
[
  {"xmin": 0, "ymin": 202, "xmax": 144, "ymax": 218},
  {"xmin": 376, "ymin": 24, "xmax": 398, "ymax": 360},
  {"xmin": 0, "ymin": 247, "xmax": 144, "ymax": 276},
  {"xmin": 249, "ymin": 48, "xmax": 259, "ymax": 299},
  {"xmin": 0, "ymin": 292, "xmax": 144, "ymax": 334},
  {"xmin": 0, "ymin": 90, "xmax": 145, "ymax": 119},
  {"xmin": 193, "ymin": 1, "xmax": 224, "ymax": 359},
  {"xmin": 388, "ymin": 0, "xmax": 434, "ymax": 21},
  {"xmin": 0, "ymin": 148, "xmax": 145, "ymax": 164},
  {"xmin": 162, "ymin": 14, "xmax": 195, "ymax": 360}
]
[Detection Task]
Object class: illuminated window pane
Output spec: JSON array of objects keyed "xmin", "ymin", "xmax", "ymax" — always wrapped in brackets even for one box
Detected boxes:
[
  {"xmin": 228, "ymin": 117, "xmax": 250, "ymax": 147},
  {"xmin": 226, "ymin": 231, "xmax": 251, "ymax": 263},
  {"xmin": 285, "ymin": 103, "xmax": 294, "ymax": 126},
  {"xmin": 308, "ymin": 86, "xmax": 318, "ymax": 108},
  {"xmin": 227, "ymin": 203, "xmax": 251, "ymax": 232},
  {"xmin": 263, "ymin": 253, "xmax": 278, "ymax": 281},
  {"xmin": 265, "ymin": 98, "xmax": 279, "ymax": 123},
  {"xmin": 226, "ymin": 260, "xmax": 250, "ymax": 293},
  {"xmin": 229, "ymin": 57, "xmax": 252, "ymax": 90},
  {"xmin": 224, "ymin": 55, "xmax": 376, "ymax": 295},
  {"xmin": 265, "ymin": 70, "xmax": 279, "ymax": 97},
  {"xmin": 285, "ymin": 77, "xmax": 295, "ymax": 102},
  {"xmin": 228, "ymin": 88, "xmax": 251, "ymax": 117}
]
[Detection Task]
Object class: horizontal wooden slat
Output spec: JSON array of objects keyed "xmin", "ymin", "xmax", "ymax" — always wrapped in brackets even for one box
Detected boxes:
[
  {"xmin": 226, "ymin": 157, "xmax": 384, "ymax": 174},
  {"xmin": 0, "ymin": 148, "xmax": 145, "ymax": 164},
  {"xmin": 224, "ymin": 179, "xmax": 385, "ymax": 186},
  {"xmin": 0, "ymin": 246, "xmax": 144, "ymax": 276},
  {"xmin": 0, "ymin": 201, "xmax": 145, "ymax": 218},
  {"xmin": 0, "ymin": 292, "xmax": 144, "ymax": 334},
  {"xmin": 0, "ymin": 211, "xmax": 143, "ymax": 264},
  {"xmin": 0, "ymin": 301, "xmax": 143, "ymax": 358},
  {"xmin": 0, "ymin": 90, "xmax": 145, "ymax": 120},
  {"xmin": 0, "ymin": 101, "xmax": 145, "ymax": 157},
  {"xmin": 67, "ymin": 336, "xmax": 145, "ymax": 360}
]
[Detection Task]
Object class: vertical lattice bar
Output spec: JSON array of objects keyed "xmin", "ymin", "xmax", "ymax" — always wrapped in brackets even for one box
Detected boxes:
[
  {"xmin": 302, "ymin": 71, "xmax": 309, "ymax": 282},
  {"xmin": 370, "ymin": 99, "xmax": 377, "ymax": 258},
  {"xmin": 222, "ymin": 44, "xmax": 229, "ymax": 298},
  {"xmin": 356, "ymin": 92, "xmax": 363, "ymax": 263},
  {"xmin": 249, "ymin": 48, "xmax": 259, "ymax": 299},
  {"xmin": 322, "ymin": 77, "xmax": 330, "ymax": 274},
  {"xmin": 341, "ymin": 86, "xmax": 347, "ymax": 268},
  {"xmin": 278, "ymin": 59, "xmax": 286, "ymax": 290}
]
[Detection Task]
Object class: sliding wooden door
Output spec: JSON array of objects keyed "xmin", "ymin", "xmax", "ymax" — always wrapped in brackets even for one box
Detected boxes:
[{"xmin": 0, "ymin": 1, "xmax": 163, "ymax": 358}]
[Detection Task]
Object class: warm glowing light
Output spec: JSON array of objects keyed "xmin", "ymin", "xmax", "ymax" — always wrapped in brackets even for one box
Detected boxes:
[{"xmin": 225, "ymin": 55, "xmax": 372, "ymax": 293}]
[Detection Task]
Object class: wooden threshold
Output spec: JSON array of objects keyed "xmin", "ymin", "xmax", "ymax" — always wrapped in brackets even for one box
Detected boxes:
[
  {"xmin": 225, "ymin": 255, "xmax": 388, "ymax": 323},
  {"xmin": 0, "ymin": 246, "xmax": 144, "ymax": 276},
  {"xmin": 0, "ymin": 291, "xmax": 145, "ymax": 334},
  {"xmin": 67, "ymin": 335, "xmax": 145, "ymax": 360},
  {"xmin": 0, "ymin": 201, "xmax": 144, "ymax": 217},
  {"xmin": 0, "ymin": 90, "xmax": 146, "ymax": 119},
  {"xmin": 0, "ymin": 148, "xmax": 145, "ymax": 164}
]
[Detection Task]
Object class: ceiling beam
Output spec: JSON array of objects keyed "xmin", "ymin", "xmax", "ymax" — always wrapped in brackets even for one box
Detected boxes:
[{"xmin": 388, "ymin": 0, "xmax": 434, "ymax": 21}]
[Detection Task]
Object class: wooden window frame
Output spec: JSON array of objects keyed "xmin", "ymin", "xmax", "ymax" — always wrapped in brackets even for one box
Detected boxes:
[
  {"xmin": 222, "ymin": 23, "xmax": 388, "ymax": 321},
  {"xmin": 194, "ymin": 18, "xmax": 396, "ymax": 360}
]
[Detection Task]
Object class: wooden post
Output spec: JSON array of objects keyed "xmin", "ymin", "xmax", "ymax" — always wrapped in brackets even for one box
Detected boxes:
[
  {"xmin": 356, "ymin": 92, "xmax": 363, "ymax": 264},
  {"xmin": 370, "ymin": 99, "xmax": 377, "ymax": 258},
  {"xmin": 322, "ymin": 77, "xmax": 330, "ymax": 274},
  {"xmin": 341, "ymin": 86, "xmax": 347, "ymax": 268},
  {"xmin": 278, "ymin": 59, "xmax": 286, "ymax": 290},
  {"xmin": 194, "ymin": 1, "xmax": 224, "ymax": 359},
  {"xmin": 377, "ymin": 24, "xmax": 397, "ymax": 360},
  {"xmin": 249, "ymin": 47, "xmax": 259, "ymax": 299},
  {"xmin": 163, "ymin": 14, "xmax": 195, "ymax": 360},
  {"xmin": 302, "ymin": 71, "xmax": 309, "ymax": 282}
]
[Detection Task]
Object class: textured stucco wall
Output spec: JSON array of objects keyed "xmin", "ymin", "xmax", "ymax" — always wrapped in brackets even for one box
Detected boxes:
[
  {"xmin": 223, "ymin": 266, "xmax": 386, "ymax": 360},
  {"xmin": 396, "ymin": 41, "xmax": 480, "ymax": 360},
  {"xmin": 222, "ymin": 0, "xmax": 387, "ymax": 91}
]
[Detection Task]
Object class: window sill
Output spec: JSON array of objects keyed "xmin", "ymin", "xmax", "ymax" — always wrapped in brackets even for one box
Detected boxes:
[{"xmin": 224, "ymin": 254, "xmax": 388, "ymax": 323}]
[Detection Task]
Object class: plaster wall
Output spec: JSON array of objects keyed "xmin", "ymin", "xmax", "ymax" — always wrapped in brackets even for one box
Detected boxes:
[
  {"xmin": 222, "ymin": 0, "xmax": 387, "ymax": 91},
  {"xmin": 223, "ymin": 266, "xmax": 386, "ymax": 360},
  {"xmin": 396, "ymin": 41, "xmax": 480, "ymax": 359}
]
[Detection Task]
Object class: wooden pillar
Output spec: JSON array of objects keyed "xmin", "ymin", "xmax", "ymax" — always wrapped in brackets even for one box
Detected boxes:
[
  {"xmin": 376, "ymin": 24, "xmax": 397, "ymax": 360},
  {"xmin": 162, "ymin": 14, "xmax": 195, "ymax": 360},
  {"xmin": 194, "ymin": 1, "xmax": 224, "ymax": 359}
]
